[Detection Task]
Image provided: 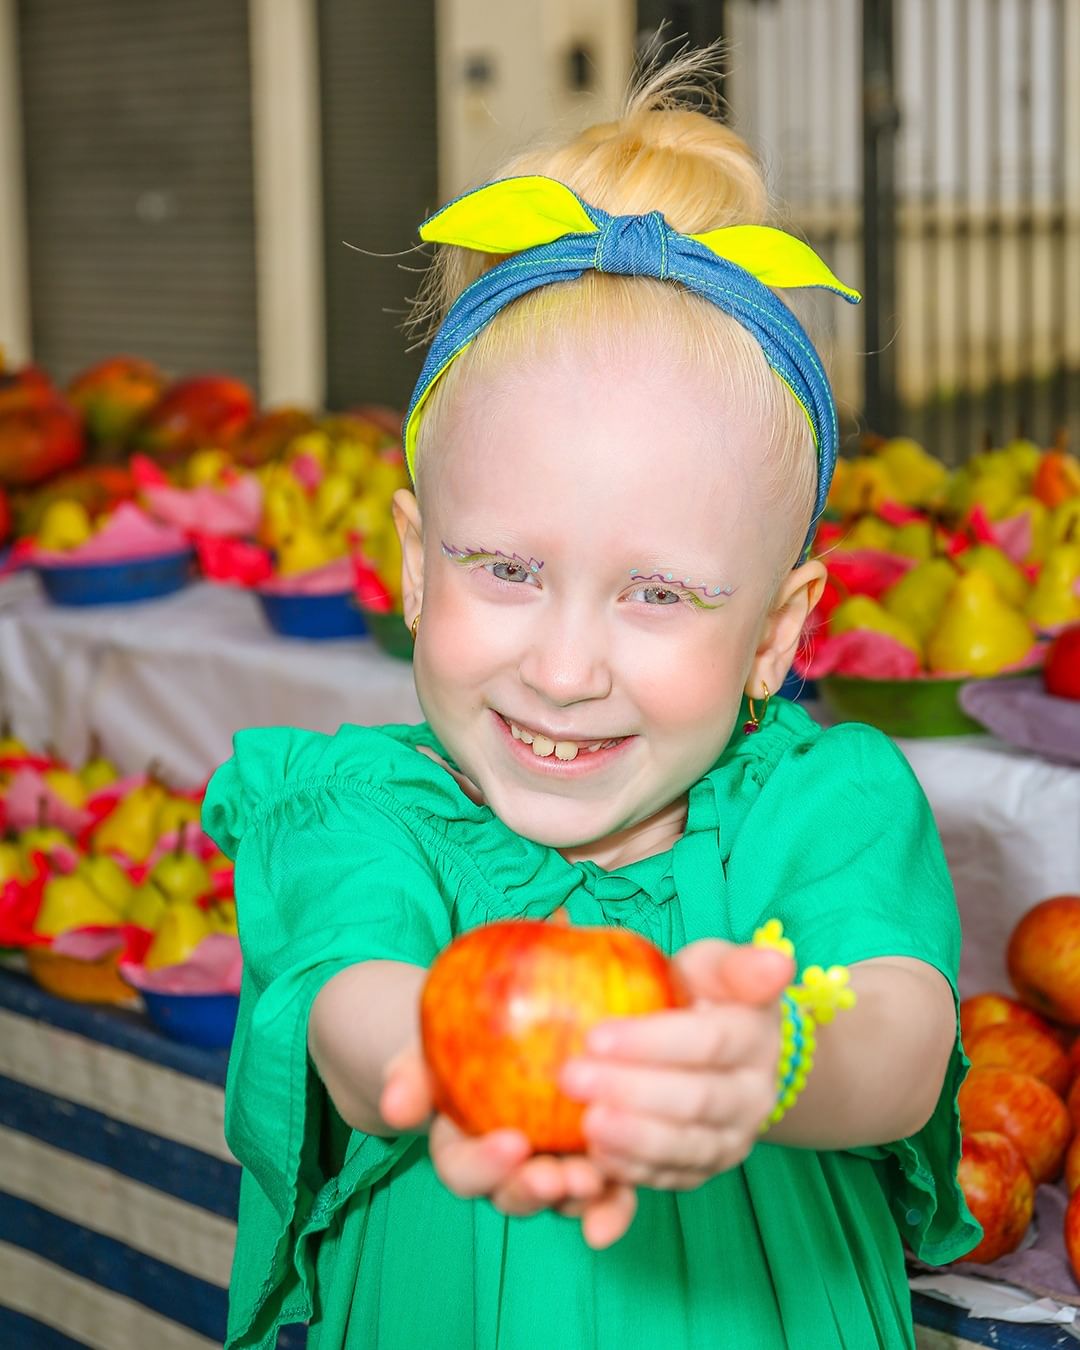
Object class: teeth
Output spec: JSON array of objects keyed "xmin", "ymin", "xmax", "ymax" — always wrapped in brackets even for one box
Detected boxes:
[
  {"xmin": 554, "ymin": 741, "xmax": 579, "ymax": 761},
  {"xmin": 519, "ymin": 728, "xmax": 534, "ymax": 745},
  {"xmin": 531, "ymin": 735, "xmax": 555, "ymax": 757},
  {"xmin": 510, "ymin": 724, "xmax": 522, "ymax": 740},
  {"xmin": 506, "ymin": 716, "xmax": 625, "ymax": 758}
]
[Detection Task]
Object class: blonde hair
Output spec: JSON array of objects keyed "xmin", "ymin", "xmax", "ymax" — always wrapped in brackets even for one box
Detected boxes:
[{"xmin": 410, "ymin": 46, "xmax": 819, "ymax": 574}]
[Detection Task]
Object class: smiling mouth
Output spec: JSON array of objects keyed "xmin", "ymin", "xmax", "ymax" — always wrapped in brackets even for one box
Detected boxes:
[{"xmin": 497, "ymin": 713, "xmax": 629, "ymax": 762}]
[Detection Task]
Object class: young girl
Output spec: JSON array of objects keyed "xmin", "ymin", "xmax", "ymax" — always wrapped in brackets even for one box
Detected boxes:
[{"xmin": 204, "ymin": 52, "xmax": 979, "ymax": 1350}]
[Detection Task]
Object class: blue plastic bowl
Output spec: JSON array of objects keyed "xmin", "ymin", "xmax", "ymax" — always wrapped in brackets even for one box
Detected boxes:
[
  {"xmin": 257, "ymin": 589, "xmax": 369, "ymax": 640},
  {"xmin": 36, "ymin": 548, "xmax": 195, "ymax": 606},
  {"xmin": 141, "ymin": 989, "xmax": 240, "ymax": 1049}
]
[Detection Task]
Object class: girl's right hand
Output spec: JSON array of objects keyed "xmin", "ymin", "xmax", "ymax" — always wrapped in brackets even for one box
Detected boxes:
[{"xmin": 379, "ymin": 1045, "xmax": 638, "ymax": 1249}]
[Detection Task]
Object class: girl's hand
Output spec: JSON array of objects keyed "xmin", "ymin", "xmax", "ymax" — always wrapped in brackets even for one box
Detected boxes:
[
  {"xmin": 560, "ymin": 940, "xmax": 794, "ymax": 1191},
  {"xmin": 379, "ymin": 1045, "xmax": 638, "ymax": 1249}
]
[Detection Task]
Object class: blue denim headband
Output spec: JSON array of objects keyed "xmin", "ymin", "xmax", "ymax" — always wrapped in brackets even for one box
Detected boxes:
[{"xmin": 405, "ymin": 176, "xmax": 860, "ymax": 560}]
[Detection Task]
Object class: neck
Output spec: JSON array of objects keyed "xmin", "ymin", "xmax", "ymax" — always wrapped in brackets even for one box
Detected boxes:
[{"xmin": 557, "ymin": 792, "xmax": 690, "ymax": 870}]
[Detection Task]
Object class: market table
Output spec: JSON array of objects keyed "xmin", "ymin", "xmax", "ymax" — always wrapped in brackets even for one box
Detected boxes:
[
  {"xmin": 2, "ymin": 575, "xmax": 1080, "ymax": 1346},
  {"xmin": 0, "ymin": 955, "xmax": 1075, "ymax": 1349},
  {"xmin": 1, "ymin": 573, "xmax": 1077, "ymax": 998}
]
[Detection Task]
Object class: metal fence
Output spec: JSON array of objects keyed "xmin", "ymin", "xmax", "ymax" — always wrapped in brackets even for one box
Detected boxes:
[{"xmin": 640, "ymin": 0, "xmax": 1080, "ymax": 463}]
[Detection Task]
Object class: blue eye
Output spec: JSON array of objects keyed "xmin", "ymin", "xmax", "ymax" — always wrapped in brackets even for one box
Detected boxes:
[
  {"xmin": 630, "ymin": 584, "xmax": 682, "ymax": 605},
  {"xmin": 490, "ymin": 560, "xmax": 538, "ymax": 585}
]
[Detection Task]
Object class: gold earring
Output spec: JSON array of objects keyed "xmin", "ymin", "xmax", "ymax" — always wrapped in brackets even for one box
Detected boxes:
[
  {"xmin": 410, "ymin": 611, "xmax": 421, "ymax": 641},
  {"xmin": 743, "ymin": 681, "xmax": 771, "ymax": 736}
]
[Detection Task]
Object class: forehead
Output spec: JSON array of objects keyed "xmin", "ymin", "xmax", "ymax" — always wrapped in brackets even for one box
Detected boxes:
[{"xmin": 427, "ymin": 340, "xmax": 766, "ymax": 555}]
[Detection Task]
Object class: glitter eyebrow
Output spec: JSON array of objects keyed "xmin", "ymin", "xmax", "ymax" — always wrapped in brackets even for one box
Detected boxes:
[
  {"xmin": 629, "ymin": 569, "xmax": 737, "ymax": 608},
  {"xmin": 442, "ymin": 542, "xmax": 544, "ymax": 573}
]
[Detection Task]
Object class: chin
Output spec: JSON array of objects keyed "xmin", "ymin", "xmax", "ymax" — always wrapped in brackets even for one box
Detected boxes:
[{"xmin": 483, "ymin": 789, "xmax": 612, "ymax": 852}]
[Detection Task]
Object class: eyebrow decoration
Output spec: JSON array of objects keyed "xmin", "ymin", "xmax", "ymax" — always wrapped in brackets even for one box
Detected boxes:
[
  {"xmin": 629, "ymin": 569, "xmax": 737, "ymax": 609},
  {"xmin": 442, "ymin": 542, "xmax": 544, "ymax": 573}
]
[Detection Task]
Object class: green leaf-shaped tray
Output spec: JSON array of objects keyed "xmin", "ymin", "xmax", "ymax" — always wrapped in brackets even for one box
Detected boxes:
[{"xmin": 817, "ymin": 672, "xmax": 1025, "ymax": 739}]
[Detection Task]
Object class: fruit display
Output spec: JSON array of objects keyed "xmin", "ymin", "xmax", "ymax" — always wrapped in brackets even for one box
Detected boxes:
[
  {"xmin": 805, "ymin": 430, "xmax": 1080, "ymax": 736},
  {"xmin": 1, "ymin": 352, "xmax": 409, "ymax": 632},
  {"xmin": 420, "ymin": 916, "xmax": 687, "ymax": 1152},
  {"xmin": 0, "ymin": 731, "xmax": 237, "ymax": 1020},
  {"xmin": 954, "ymin": 893, "xmax": 1080, "ymax": 1283}
]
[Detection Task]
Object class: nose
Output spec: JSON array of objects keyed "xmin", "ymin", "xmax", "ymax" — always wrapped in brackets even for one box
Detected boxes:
[{"xmin": 517, "ymin": 603, "xmax": 613, "ymax": 707}]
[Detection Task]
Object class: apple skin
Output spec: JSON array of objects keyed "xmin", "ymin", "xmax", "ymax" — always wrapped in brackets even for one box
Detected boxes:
[
  {"xmin": 961, "ymin": 993, "xmax": 1063, "ymax": 1047},
  {"xmin": 1067, "ymin": 1076, "xmax": 1080, "ymax": 1131},
  {"xmin": 1066, "ymin": 1189, "xmax": 1080, "ymax": 1284},
  {"xmin": 965, "ymin": 1023, "xmax": 1071, "ymax": 1097},
  {"xmin": 420, "ymin": 918, "xmax": 687, "ymax": 1153},
  {"xmin": 1044, "ymin": 625, "xmax": 1080, "ymax": 701},
  {"xmin": 958, "ymin": 1067, "xmax": 1072, "ymax": 1184},
  {"xmin": 1008, "ymin": 897, "xmax": 1080, "ymax": 1025},
  {"xmin": 956, "ymin": 1130, "xmax": 1035, "ymax": 1264},
  {"xmin": 1066, "ymin": 1134, "xmax": 1080, "ymax": 1194}
]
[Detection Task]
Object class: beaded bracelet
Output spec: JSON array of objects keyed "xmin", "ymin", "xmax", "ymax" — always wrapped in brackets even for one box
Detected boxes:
[{"xmin": 752, "ymin": 919, "xmax": 857, "ymax": 1132}]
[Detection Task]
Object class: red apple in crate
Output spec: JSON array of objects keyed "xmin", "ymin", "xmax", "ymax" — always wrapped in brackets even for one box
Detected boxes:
[
  {"xmin": 1067, "ymin": 1077, "xmax": 1080, "ymax": 1131},
  {"xmin": 1045, "ymin": 626, "xmax": 1080, "ymax": 702},
  {"xmin": 966, "ymin": 1023, "xmax": 1071, "ymax": 1097},
  {"xmin": 0, "ymin": 363, "xmax": 53, "ymax": 414},
  {"xmin": 1067, "ymin": 1189, "xmax": 1080, "ymax": 1284},
  {"xmin": 960, "ymin": 992, "xmax": 1062, "ymax": 1046},
  {"xmin": 0, "ymin": 396, "xmax": 85, "ymax": 487},
  {"xmin": 1066, "ymin": 1134, "xmax": 1080, "ymax": 1194},
  {"xmin": 958, "ymin": 1067, "xmax": 1072, "ymax": 1184},
  {"xmin": 1008, "ymin": 897, "xmax": 1080, "ymax": 1025},
  {"xmin": 955, "ymin": 1131, "xmax": 1035, "ymax": 1264},
  {"xmin": 420, "ymin": 918, "xmax": 687, "ymax": 1153},
  {"xmin": 66, "ymin": 356, "xmax": 166, "ymax": 452},
  {"xmin": 131, "ymin": 374, "xmax": 255, "ymax": 467}
]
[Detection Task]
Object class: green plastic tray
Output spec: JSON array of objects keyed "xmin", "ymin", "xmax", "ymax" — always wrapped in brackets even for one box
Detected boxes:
[{"xmin": 818, "ymin": 673, "xmax": 990, "ymax": 738}]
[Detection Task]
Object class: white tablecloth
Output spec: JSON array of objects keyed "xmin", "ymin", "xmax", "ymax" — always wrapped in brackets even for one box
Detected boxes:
[{"xmin": 2, "ymin": 575, "xmax": 1077, "ymax": 999}]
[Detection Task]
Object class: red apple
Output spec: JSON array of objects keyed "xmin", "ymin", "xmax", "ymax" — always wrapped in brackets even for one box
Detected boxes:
[
  {"xmin": 958, "ymin": 1067, "xmax": 1072, "ymax": 1184},
  {"xmin": 0, "ymin": 396, "xmax": 85, "ymax": 487},
  {"xmin": 1066, "ymin": 1189, "xmax": 1080, "ymax": 1284},
  {"xmin": 66, "ymin": 356, "xmax": 166, "ymax": 452},
  {"xmin": 1066, "ymin": 1134, "xmax": 1080, "ymax": 1194},
  {"xmin": 960, "ymin": 992, "xmax": 1061, "ymax": 1046},
  {"xmin": 1008, "ymin": 897, "xmax": 1080, "ymax": 1025},
  {"xmin": 966, "ymin": 1022, "xmax": 1071, "ymax": 1097},
  {"xmin": 131, "ymin": 374, "xmax": 255, "ymax": 467},
  {"xmin": 1066, "ymin": 1076, "xmax": 1080, "ymax": 1130},
  {"xmin": 1045, "ymin": 626, "xmax": 1080, "ymax": 701},
  {"xmin": 420, "ymin": 918, "xmax": 687, "ymax": 1153},
  {"xmin": 956, "ymin": 1131, "xmax": 1035, "ymax": 1263}
]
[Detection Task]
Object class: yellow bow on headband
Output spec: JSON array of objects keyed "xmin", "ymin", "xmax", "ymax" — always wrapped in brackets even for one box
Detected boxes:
[{"xmin": 420, "ymin": 175, "xmax": 861, "ymax": 302}]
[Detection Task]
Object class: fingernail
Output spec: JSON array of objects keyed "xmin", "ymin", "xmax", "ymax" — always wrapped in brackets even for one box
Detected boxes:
[{"xmin": 587, "ymin": 1028, "xmax": 615, "ymax": 1055}]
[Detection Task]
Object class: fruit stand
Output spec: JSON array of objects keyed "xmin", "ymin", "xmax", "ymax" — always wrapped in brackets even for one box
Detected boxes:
[{"xmin": 2, "ymin": 357, "xmax": 1080, "ymax": 1348}]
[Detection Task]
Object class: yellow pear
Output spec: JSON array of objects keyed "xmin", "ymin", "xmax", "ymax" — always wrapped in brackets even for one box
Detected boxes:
[
  {"xmin": 186, "ymin": 447, "xmax": 231, "ymax": 487},
  {"xmin": 834, "ymin": 516, "xmax": 897, "ymax": 553},
  {"xmin": 79, "ymin": 855, "xmax": 134, "ymax": 915},
  {"xmin": 151, "ymin": 838, "xmax": 211, "ymax": 905},
  {"xmin": 35, "ymin": 873, "xmax": 119, "ymax": 936},
  {"xmin": 1025, "ymin": 543, "xmax": 1080, "ymax": 630},
  {"xmin": 829, "ymin": 595, "xmax": 922, "ymax": 655},
  {"xmin": 92, "ymin": 781, "xmax": 168, "ymax": 862},
  {"xmin": 367, "ymin": 457, "xmax": 411, "ymax": 501},
  {"xmin": 957, "ymin": 545, "xmax": 1030, "ymax": 607},
  {"xmin": 1003, "ymin": 436, "xmax": 1043, "ymax": 486},
  {"xmin": 125, "ymin": 880, "xmax": 169, "ymax": 930},
  {"xmin": 314, "ymin": 472, "xmax": 355, "ymax": 530},
  {"xmin": 1006, "ymin": 496, "xmax": 1052, "ymax": 563},
  {"xmin": 878, "ymin": 437, "xmax": 947, "ymax": 507},
  {"xmin": 276, "ymin": 527, "xmax": 334, "ymax": 576},
  {"xmin": 891, "ymin": 520, "xmax": 938, "ymax": 561},
  {"xmin": 38, "ymin": 499, "xmax": 93, "ymax": 551},
  {"xmin": 80, "ymin": 755, "xmax": 119, "ymax": 792},
  {"xmin": 156, "ymin": 795, "xmax": 202, "ymax": 837},
  {"xmin": 286, "ymin": 430, "xmax": 331, "ymax": 467},
  {"xmin": 42, "ymin": 767, "xmax": 87, "ymax": 810},
  {"xmin": 207, "ymin": 899, "xmax": 238, "ymax": 935},
  {"xmin": 882, "ymin": 558, "xmax": 958, "ymax": 644},
  {"xmin": 925, "ymin": 571, "xmax": 1034, "ymax": 675},
  {"xmin": 1050, "ymin": 499, "xmax": 1080, "ymax": 548},
  {"xmin": 20, "ymin": 822, "xmax": 73, "ymax": 866},
  {"xmin": 0, "ymin": 837, "xmax": 28, "ymax": 884},
  {"xmin": 144, "ymin": 901, "xmax": 212, "ymax": 969},
  {"xmin": 330, "ymin": 439, "xmax": 377, "ymax": 482}
]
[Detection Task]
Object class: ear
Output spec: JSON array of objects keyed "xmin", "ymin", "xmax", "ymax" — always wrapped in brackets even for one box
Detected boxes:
[
  {"xmin": 391, "ymin": 488, "xmax": 424, "ymax": 626},
  {"xmin": 745, "ymin": 558, "xmax": 827, "ymax": 698}
]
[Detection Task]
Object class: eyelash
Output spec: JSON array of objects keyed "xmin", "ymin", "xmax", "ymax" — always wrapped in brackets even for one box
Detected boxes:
[{"xmin": 464, "ymin": 555, "xmax": 708, "ymax": 609}]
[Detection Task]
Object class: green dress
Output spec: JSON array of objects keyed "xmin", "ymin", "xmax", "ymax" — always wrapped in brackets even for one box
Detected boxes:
[{"xmin": 203, "ymin": 697, "xmax": 980, "ymax": 1350}]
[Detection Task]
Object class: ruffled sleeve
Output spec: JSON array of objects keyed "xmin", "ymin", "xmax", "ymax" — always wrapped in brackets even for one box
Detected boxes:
[
  {"xmin": 723, "ymin": 716, "xmax": 981, "ymax": 1265},
  {"xmin": 202, "ymin": 725, "xmax": 468, "ymax": 1348}
]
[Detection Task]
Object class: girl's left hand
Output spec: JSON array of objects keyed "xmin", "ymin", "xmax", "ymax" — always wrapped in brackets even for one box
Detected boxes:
[{"xmin": 560, "ymin": 940, "xmax": 794, "ymax": 1192}]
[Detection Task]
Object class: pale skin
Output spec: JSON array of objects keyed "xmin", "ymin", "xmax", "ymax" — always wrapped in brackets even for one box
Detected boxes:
[{"xmin": 309, "ymin": 338, "xmax": 957, "ymax": 1249}]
